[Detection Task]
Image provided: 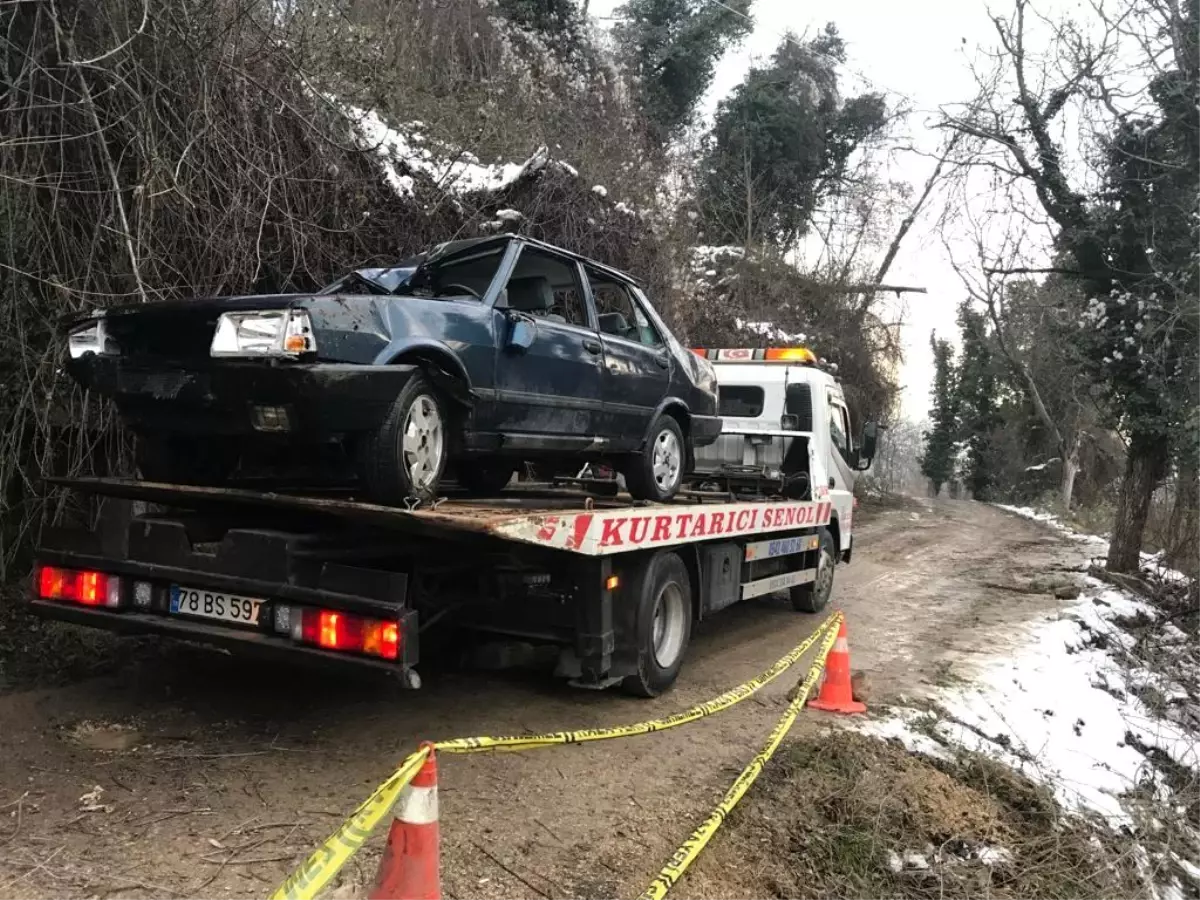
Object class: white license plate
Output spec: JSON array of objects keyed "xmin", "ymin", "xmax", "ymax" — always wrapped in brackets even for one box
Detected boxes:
[{"xmin": 170, "ymin": 586, "xmax": 262, "ymax": 626}]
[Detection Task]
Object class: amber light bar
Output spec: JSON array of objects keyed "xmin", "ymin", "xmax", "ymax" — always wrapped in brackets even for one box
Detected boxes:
[{"xmin": 691, "ymin": 347, "xmax": 819, "ymax": 365}]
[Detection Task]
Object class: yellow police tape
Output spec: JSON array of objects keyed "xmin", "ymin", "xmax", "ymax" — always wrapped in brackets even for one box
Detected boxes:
[
  {"xmin": 270, "ymin": 609, "xmax": 842, "ymax": 900},
  {"xmin": 269, "ymin": 746, "xmax": 430, "ymax": 900},
  {"xmin": 636, "ymin": 615, "xmax": 842, "ymax": 900}
]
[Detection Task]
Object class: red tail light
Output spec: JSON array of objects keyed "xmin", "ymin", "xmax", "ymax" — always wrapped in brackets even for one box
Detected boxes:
[
  {"xmin": 298, "ymin": 609, "xmax": 400, "ymax": 660},
  {"xmin": 36, "ymin": 565, "xmax": 120, "ymax": 608}
]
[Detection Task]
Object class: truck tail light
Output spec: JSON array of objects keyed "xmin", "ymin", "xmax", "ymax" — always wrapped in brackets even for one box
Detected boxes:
[
  {"xmin": 36, "ymin": 565, "xmax": 121, "ymax": 608},
  {"xmin": 295, "ymin": 608, "xmax": 400, "ymax": 660}
]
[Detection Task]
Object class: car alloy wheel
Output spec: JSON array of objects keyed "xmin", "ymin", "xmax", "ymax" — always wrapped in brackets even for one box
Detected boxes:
[
  {"xmin": 402, "ymin": 394, "xmax": 444, "ymax": 492},
  {"xmin": 651, "ymin": 428, "xmax": 682, "ymax": 494}
]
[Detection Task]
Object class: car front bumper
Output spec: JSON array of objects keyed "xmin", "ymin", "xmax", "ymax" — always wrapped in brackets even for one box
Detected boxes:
[{"xmin": 68, "ymin": 356, "xmax": 415, "ymax": 436}]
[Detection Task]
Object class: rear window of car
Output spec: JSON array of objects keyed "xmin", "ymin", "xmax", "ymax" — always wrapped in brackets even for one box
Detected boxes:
[{"xmin": 719, "ymin": 386, "xmax": 765, "ymax": 418}]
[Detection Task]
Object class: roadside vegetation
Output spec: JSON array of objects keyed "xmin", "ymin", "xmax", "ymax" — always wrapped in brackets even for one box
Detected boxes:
[
  {"xmin": 711, "ymin": 731, "xmax": 1144, "ymax": 899},
  {"xmin": 913, "ymin": 0, "xmax": 1197, "ymax": 584}
]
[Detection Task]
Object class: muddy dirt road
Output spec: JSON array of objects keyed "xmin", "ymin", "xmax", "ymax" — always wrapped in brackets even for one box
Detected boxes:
[{"xmin": 0, "ymin": 499, "xmax": 1085, "ymax": 899}]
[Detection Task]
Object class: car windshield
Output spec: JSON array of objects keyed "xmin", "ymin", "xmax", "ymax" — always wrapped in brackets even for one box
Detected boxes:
[{"xmin": 321, "ymin": 248, "xmax": 503, "ymax": 300}]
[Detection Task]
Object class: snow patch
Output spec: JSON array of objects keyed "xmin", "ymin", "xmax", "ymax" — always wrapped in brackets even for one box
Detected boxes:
[{"xmin": 342, "ymin": 105, "xmax": 574, "ymax": 200}]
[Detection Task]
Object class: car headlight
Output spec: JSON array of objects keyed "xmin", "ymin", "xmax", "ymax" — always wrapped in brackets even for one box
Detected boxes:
[
  {"xmin": 68, "ymin": 318, "xmax": 118, "ymax": 358},
  {"xmin": 210, "ymin": 309, "xmax": 316, "ymax": 358}
]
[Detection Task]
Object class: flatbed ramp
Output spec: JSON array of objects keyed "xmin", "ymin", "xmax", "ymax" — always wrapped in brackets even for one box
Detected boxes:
[{"xmin": 50, "ymin": 477, "xmax": 835, "ymax": 556}]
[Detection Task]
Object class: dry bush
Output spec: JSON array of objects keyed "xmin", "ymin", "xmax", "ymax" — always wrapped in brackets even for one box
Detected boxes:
[
  {"xmin": 705, "ymin": 731, "xmax": 1145, "ymax": 899},
  {"xmin": 679, "ymin": 252, "xmax": 900, "ymax": 423},
  {"xmin": 0, "ymin": 0, "xmax": 670, "ymax": 579}
]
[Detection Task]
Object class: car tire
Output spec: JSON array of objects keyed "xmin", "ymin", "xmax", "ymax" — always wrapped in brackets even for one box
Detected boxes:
[
  {"xmin": 456, "ymin": 458, "xmax": 516, "ymax": 495},
  {"xmin": 625, "ymin": 414, "xmax": 686, "ymax": 502},
  {"xmin": 791, "ymin": 527, "xmax": 836, "ymax": 613},
  {"xmin": 360, "ymin": 373, "xmax": 449, "ymax": 504},
  {"xmin": 621, "ymin": 551, "xmax": 693, "ymax": 698},
  {"xmin": 135, "ymin": 434, "xmax": 239, "ymax": 485}
]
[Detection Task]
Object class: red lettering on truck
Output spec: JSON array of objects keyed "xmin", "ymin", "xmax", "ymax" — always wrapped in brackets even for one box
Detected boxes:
[
  {"xmin": 652, "ymin": 516, "xmax": 673, "ymax": 542},
  {"xmin": 628, "ymin": 517, "xmax": 651, "ymax": 544},
  {"xmin": 599, "ymin": 518, "xmax": 627, "ymax": 547}
]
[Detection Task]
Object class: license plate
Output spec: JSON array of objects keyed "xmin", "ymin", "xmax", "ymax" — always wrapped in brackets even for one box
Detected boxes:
[{"xmin": 170, "ymin": 586, "xmax": 262, "ymax": 626}]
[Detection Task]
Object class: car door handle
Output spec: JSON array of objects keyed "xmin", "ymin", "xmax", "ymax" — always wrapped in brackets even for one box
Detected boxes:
[{"xmin": 583, "ymin": 340, "xmax": 602, "ymax": 354}]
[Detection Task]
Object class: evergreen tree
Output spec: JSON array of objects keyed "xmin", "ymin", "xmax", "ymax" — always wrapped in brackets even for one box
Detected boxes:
[
  {"xmin": 919, "ymin": 334, "xmax": 958, "ymax": 496},
  {"xmin": 497, "ymin": 0, "xmax": 587, "ymax": 48},
  {"xmin": 614, "ymin": 0, "xmax": 752, "ymax": 141},
  {"xmin": 955, "ymin": 305, "xmax": 1001, "ymax": 499},
  {"xmin": 696, "ymin": 25, "xmax": 888, "ymax": 248}
]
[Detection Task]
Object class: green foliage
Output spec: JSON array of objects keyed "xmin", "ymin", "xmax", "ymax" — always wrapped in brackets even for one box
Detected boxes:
[
  {"xmin": 614, "ymin": 0, "xmax": 752, "ymax": 141},
  {"xmin": 496, "ymin": 0, "xmax": 586, "ymax": 45},
  {"xmin": 697, "ymin": 25, "xmax": 889, "ymax": 248},
  {"xmin": 919, "ymin": 334, "xmax": 959, "ymax": 495},
  {"xmin": 954, "ymin": 305, "xmax": 1001, "ymax": 500}
]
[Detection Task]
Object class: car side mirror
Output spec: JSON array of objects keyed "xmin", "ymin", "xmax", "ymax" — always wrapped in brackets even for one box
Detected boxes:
[
  {"xmin": 506, "ymin": 316, "xmax": 535, "ymax": 352},
  {"xmin": 855, "ymin": 421, "xmax": 879, "ymax": 470}
]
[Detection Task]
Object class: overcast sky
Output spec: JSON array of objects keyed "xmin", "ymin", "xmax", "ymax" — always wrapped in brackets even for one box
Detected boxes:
[{"xmin": 590, "ymin": 0, "xmax": 1044, "ymax": 419}]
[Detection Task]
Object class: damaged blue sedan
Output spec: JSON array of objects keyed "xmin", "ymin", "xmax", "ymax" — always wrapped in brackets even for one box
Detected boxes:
[{"xmin": 64, "ymin": 235, "xmax": 721, "ymax": 503}]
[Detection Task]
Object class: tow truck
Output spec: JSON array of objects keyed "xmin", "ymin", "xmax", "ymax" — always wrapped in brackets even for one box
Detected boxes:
[{"xmin": 30, "ymin": 346, "xmax": 876, "ymax": 697}]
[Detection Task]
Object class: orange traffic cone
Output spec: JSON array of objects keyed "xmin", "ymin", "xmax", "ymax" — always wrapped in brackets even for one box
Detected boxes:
[
  {"xmin": 370, "ymin": 744, "xmax": 441, "ymax": 900},
  {"xmin": 808, "ymin": 618, "xmax": 866, "ymax": 714}
]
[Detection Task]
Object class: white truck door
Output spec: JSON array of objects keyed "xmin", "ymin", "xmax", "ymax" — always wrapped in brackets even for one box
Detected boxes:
[{"xmin": 823, "ymin": 391, "xmax": 856, "ymax": 550}]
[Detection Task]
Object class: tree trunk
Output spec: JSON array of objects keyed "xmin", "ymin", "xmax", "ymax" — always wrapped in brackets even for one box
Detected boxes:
[
  {"xmin": 1060, "ymin": 434, "xmax": 1081, "ymax": 511},
  {"xmin": 1166, "ymin": 460, "xmax": 1198, "ymax": 576},
  {"xmin": 1107, "ymin": 433, "xmax": 1169, "ymax": 573}
]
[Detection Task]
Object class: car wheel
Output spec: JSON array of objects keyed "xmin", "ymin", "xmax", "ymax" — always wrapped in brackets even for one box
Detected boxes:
[
  {"xmin": 135, "ymin": 434, "xmax": 239, "ymax": 485},
  {"xmin": 791, "ymin": 527, "xmax": 836, "ymax": 613},
  {"xmin": 625, "ymin": 414, "xmax": 685, "ymax": 502},
  {"xmin": 360, "ymin": 373, "xmax": 449, "ymax": 504},
  {"xmin": 456, "ymin": 458, "xmax": 516, "ymax": 495},
  {"xmin": 621, "ymin": 551, "xmax": 693, "ymax": 697}
]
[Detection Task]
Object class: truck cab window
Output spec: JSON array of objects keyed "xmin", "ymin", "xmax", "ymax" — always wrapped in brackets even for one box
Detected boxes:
[
  {"xmin": 586, "ymin": 269, "xmax": 661, "ymax": 347},
  {"xmin": 719, "ymin": 386, "xmax": 765, "ymax": 418},
  {"xmin": 829, "ymin": 403, "xmax": 850, "ymax": 456}
]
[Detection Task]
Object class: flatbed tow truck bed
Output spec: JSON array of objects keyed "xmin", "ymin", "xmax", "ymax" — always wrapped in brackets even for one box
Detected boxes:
[{"xmin": 31, "ymin": 477, "xmax": 842, "ymax": 695}]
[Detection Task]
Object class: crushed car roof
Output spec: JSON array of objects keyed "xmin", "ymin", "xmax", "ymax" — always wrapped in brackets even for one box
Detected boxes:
[{"xmin": 428, "ymin": 234, "xmax": 641, "ymax": 287}]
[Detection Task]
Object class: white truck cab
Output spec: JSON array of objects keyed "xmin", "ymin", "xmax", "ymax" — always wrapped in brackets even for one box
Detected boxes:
[{"xmin": 689, "ymin": 346, "xmax": 878, "ymax": 564}]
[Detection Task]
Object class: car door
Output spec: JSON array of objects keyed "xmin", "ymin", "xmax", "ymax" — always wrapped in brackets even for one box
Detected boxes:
[
  {"xmin": 583, "ymin": 266, "xmax": 670, "ymax": 450},
  {"xmin": 491, "ymin": 245, "xmax": 605, "ymax": 451}
]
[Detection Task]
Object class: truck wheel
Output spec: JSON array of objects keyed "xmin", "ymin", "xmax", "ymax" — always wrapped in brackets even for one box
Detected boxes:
[
  {"xmin": 360, "ymin": 373, "xmax": 448, "ymax": 504},
  {"xmin": 622, "ymin": 551, "xmax": 693, "ymax": 697},
  {"xmin": 136, "ymin": 434, "xmax": 238, "ymax": 485},
  {"xmin": 626, "ymin": 414, "xmax": 685, "ymax": 502},
  {"xmin": 791, "ymin": 527, "xmax": 836, "ymax": 613},
  {"xmin": 457, "ymin": 458, "xmax": 515, "ymax": 495}
]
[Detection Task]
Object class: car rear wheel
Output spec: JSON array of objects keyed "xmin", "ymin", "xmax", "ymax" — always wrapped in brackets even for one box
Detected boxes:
[
  {"xmin": 791, "ymin": 527, "xmax": 836, "ymax": 613},
  {"xmin": 625, "ymin": 414, "xmax": 685, "ymax": 502},
  {"xmin": 456, "ymin": 458, "xmax": 516, "ymax": 495},
  {"xmin": 360, "ymin": 373, "xmax": 448, "ymax": 504},
  {"xmin": 135, "ymin": 434, "xmax": 239, "ymax": 485}
]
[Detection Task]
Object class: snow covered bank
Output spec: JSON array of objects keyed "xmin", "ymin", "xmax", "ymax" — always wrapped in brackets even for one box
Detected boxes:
[{"xmin": 858, "ymin": 505, "xmax": 1200, "ymax": 894}]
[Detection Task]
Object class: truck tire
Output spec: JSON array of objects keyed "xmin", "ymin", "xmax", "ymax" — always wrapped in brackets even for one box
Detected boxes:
[
  {"xmin": 135, "ymin": 434, "xmax": 238, "ymax": 485},
  {"xmin": 360, "ymin": 373, "xmax": 448, "ymax": 504},
  {"xmin": 457, "ymin": 459, "xmax": 516, "ymax": 495},
  {"xmin": 626, "ymin": 414, "xmax": 686, "ymax": 502},
  {"xmin": 791, "ymin": 527, "xmax": 836, "ymax": 613},
  {"xmin": 622, "ymin": 551, "xmax": 693, "ymax": 697}
]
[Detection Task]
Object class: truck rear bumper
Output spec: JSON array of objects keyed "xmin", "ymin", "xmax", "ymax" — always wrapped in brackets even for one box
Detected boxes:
[{"xmin": 29, "ymin": 599, "xmax": 420, "ymax": 677}]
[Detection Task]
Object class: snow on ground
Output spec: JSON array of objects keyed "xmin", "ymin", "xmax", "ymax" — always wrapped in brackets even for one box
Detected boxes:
[{"xmin": 858, "ymin": 504, "xmax": 1200, "ymax": 890}]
